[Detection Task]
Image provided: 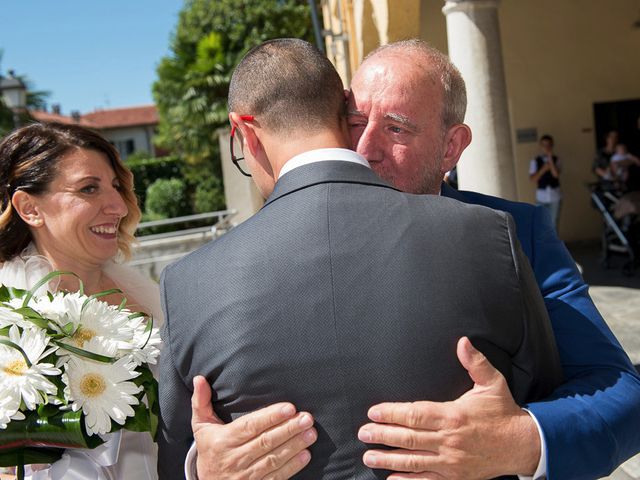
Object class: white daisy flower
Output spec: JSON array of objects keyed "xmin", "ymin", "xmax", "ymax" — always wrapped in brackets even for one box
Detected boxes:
[
  {"xmin": 0, "ymin": 325, "xmax": 60, "ymax": 410},
  {"xmin": 0, "ymin": 393, "xmax": 24, "ymax": 429},
  {"xmin": 120, "ymin": 316, "xmax": 162, "ymax": 366},
  {"xmin": 0, "ymin": 304, "xmax": 30, "ymax": 329},
  {"xmin": 31, "ymin": 291, "xmax": 79, "ymax": 326},
  {"xmin": 63, "ymin": 350, "xmax": 142, "ymax": 436},
  {"xmin": 51, "ymin": 293, "xmax": 133, "ymax": 354}
]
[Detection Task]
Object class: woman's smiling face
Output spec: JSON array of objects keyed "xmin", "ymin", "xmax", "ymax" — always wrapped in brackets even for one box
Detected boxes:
[{"xmin": 31, "ymin": 147, "xmax": 128, "ymax": 268}]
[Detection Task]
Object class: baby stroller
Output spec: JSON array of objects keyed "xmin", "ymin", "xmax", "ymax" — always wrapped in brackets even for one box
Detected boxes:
[{"xmin": 588, "ymin": 179, "xmax": 640, "ymax": 275}]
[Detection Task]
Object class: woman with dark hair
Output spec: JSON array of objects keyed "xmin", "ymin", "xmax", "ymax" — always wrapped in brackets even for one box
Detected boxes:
[{"xmin": 0, "ymin": 122, "xmax": 160, "ymax": 479}]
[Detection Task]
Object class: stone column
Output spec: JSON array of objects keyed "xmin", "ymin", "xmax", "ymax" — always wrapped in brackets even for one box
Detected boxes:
[{"xmin": 443, "ymin": 0, "xmax": 517, "ymax": 199}]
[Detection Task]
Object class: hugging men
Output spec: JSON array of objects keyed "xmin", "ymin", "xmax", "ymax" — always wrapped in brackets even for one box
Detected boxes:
[{"xmin": 158, "ymin": 38, "xmax": 565, "ymax": 479}]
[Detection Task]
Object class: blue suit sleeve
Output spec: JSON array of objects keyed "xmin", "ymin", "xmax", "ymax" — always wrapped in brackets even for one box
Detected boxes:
[{"xmin": 524, "ymin": 206, "xmax": 640, "ymax": 479}]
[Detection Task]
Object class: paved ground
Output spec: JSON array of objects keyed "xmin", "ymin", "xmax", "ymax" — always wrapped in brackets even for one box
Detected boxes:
[{"xmin": 568, "ymin": 243, "xmax": 640, "ymax": 479}]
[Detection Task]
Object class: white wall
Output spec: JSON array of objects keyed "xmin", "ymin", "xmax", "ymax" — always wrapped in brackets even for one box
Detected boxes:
[{"xmin": 101, "ymin": 125, "xmax": 155, "ymax": 159}]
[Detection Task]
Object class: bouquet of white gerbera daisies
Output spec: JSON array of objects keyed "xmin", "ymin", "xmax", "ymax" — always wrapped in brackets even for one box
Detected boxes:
[{"xmin": 0, "ymin": 271, "xmax": 160, "ymax": 477}]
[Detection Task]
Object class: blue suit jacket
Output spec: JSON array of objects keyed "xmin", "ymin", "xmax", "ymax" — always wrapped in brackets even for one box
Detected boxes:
[{"xmin": 443, "ymin": 184, "xmax": 640, "ymax": 479}]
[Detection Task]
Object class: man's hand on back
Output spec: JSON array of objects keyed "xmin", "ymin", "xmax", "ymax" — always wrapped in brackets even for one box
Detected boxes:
[
  {"xmin": 358, "ymin": 338, "xmax": 541, "ymax": 480},
  {"xmin": 191, "ymin": 375, "xmax": 317, "ymax": 479}
]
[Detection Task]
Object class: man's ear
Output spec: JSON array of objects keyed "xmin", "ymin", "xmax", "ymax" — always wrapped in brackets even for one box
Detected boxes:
[
  {"xmin": 12, "ymin": 190, "xmax": 44, "ymax": 227},
  {"xmin": 441, "ymin": 123, "xmax": 472, "ymax": 173},
  {"xmin": 229, "ymin": 112, "xmax": 261, "ymax": 158}
]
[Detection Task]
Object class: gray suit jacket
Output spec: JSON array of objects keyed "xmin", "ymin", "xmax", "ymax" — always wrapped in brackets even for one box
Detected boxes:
[{"xmin": 158, "ymin": 160, "xmax": 562, "ymax": 479}]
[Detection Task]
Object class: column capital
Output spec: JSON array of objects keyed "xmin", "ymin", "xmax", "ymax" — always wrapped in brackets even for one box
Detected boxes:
[{"xmin": 442, "ymin": 0, "xmax": 500, "ymax": 16}]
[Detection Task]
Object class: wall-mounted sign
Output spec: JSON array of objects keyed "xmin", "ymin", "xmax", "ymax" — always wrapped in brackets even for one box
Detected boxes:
[{"xmin": 516, "ymin": 127, "xmax": 538, "ymax": 143}]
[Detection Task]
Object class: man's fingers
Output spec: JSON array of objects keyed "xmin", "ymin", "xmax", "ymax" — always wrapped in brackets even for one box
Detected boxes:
[
  {"xmin": 241, "ymin": 412, "xmax": 315, "ymax": 464},
  {"xmin": 363, "ymin": 449, "xmax": 437, "ymax": 473},
  {"xmin": 191, "ymin": 375, "xmax": 222, "ymax": 431},
  {"xmin": 367, "ymin": 401, "xmax": 447, "ymax": 430},
  {"xmin": 252, "ymin": 426, "xmax": 317, "ymax": 479},
  {"xmin": 456, "ymin": 337, "xmax": 504, "ymax": 388},
  {"xmin": 262, "ymin": 450, "xmax": 312, "ymax": 480},
  {"xmin": 231, "ymin": 402, "xmax": 298, "ymax": 444},
  {"xmin": 264, "ymin": 450, "xmax": 311, "ymax": 480},
  {"xmin": 358, "ymin": 423, "xmax": 439, "ymax": 451},
  {"xmin": 388, "ymin": 474, "xmax": 443, "ymax": 480}
]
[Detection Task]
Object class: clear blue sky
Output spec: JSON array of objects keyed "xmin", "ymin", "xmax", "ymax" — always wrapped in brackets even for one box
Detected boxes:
[{"xmin": 0, "ymin": 0, "xmax": 184, "ymax": 114}]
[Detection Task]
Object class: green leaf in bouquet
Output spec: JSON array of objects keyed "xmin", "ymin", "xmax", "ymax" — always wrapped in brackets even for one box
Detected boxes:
[
  {"xmin": 51, "ymin": 340, "xmax": 115, "ymax": 363},
  {"xmin": 139, "ymin": 314, "xmax": 155, "ymax": 350},
  {"xmin": 0, "ymin": 446, "xmax": 64, "ymax": 469},
  {"xmin": 41, "ymin": 347, "xmax": 60, "ymax": 367},
  {"xmin": 118, "ymin": 296, "xmax": 128, "ymax": 311},
  {"xmin": 0, "ymin": 337, "xmax": 32, "ymax": 367},
  {"xmin": 40, "ymin": 375, "xmax": 68, "ymax": 408},
  {"xmin": 81, "ymin": 288, "xmax": 124, "ymax": 313},
  {"xmin": 133, "ymin": 365, "xmax": 156, "ymax": 389},
  {"xmin": 12, "ymin": 307, "xmax": 49, "ymax": 330},
  {"xmin": 0, "ymin": 285, "xmax": 14, "ymax": 302},
  {"xmin": 0, "ymin": 409, "xmax": 104, "ymax": 467},
  {"xmin": 120, "ymin": 402, "xmax": 152, "ymax": 433},
  {"xmin": 147, "ymin": 378, "xmax": 159, "ymax": 440},
  {"xmin": 47, "ymin": 333, "xmax": 67, "ymax": 341},
  {"xmin": 131, "ymin": 366, "xmax": 159, "ymax": 440},
  {"xmin": 36, "ymin": 403, "xmax": 60, "ymax": 419},
  {"xmin": 22, "ymin": 271, "xmax": 80, "ymax": 307},
  {"xmin": 5, "ymin": 286, "xmax": 27, "ymax": 300},
  {"xmin": 61, "ymin": 322, "xmax": 75, "ymax": 336}
]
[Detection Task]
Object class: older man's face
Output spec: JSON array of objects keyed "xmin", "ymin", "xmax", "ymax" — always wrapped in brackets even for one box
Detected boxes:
[{"xmin": 348, "ymin": 55, "xmax": 447, "ymax": 194}]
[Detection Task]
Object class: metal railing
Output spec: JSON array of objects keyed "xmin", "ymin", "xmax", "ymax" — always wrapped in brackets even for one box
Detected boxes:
[{"xmin": 135, "ymin": 209, "xmax": 237, "ymax": 242}]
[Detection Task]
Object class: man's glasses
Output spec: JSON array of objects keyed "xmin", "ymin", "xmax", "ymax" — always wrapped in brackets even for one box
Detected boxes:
[{"xmin": 229, "ymin": 115, "xmax": 255, "ymax": 177}]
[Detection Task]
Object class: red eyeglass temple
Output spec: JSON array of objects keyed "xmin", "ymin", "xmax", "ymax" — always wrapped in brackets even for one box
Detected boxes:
[{"xmin": 231, "ymin": 115, "xmax": 255, "ymax": 135}]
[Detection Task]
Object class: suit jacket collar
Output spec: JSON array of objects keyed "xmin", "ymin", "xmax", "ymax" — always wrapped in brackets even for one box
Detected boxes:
[
  {"xmin": 264, "ymin": 160, "xmax": 398, "ymax": 208},
  {"xmin": 441, "ymin": 182, "xmax": 466, "ymax": 202}
]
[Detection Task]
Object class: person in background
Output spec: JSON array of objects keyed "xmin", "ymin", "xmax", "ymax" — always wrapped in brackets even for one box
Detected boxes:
[
  {"xmin": 610, "ymin": 143, "xmax": 640, "ymax": 186},
  {"xmin": 529, "ymin": 134, "xmax": 561, "ymax": 231},
  {"xmin": 0, "ymin": 122, "xmax": 161, "ymax": 480},
  {"xmin": 593, "ymin": 129, "xmax": 619, "ymax": 181}
]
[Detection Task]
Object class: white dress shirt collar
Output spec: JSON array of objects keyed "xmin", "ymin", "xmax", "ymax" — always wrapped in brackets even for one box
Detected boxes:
[{"xmin": 278, "ymin": 148, "xmax": 370, "ymax": 179}]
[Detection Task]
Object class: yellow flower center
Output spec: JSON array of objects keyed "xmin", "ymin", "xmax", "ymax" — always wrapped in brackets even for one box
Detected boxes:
[
  {"xmin": 3, "ymin": 359, "xmax": 27, "ymax": 376},
  {"xmin": 80, "ymin": 373, "xmax": 107, "ymax": 397},
  {"xmin": 72, "ymin": 327, "xmax": 96, "ymax": 347}
]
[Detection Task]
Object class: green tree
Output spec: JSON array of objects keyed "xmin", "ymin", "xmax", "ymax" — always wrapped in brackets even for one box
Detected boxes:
[
  {"xmin": 144, "ymin": 178, "xmax": 190, "ymax": 219},
  {"xmin": 126, "ymin": 152, "xmax": 182, "ymax": 207},
  {"xmin": 0, "ymin": 98, "xmax": 13, "ymax": 136},
  {"xmin": 0, "ymin": 51, "xmax": 12, "ymax": 134},
  {"xmin": 152, "ymin": 0, "xmax": 313, "ymax": 175},
  {"xmin": 194, "ymin": 175, "xmax": 226, "ymax": 213}
]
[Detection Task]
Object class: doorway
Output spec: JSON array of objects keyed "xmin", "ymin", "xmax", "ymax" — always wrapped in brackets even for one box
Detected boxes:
[{"xmin": 593, "ymin": 98, "xmax": 640, "ymax": 155}]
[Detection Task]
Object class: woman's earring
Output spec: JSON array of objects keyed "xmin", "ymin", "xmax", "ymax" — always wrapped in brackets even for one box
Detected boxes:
[{"xmin": 32, "ymin": 217, "xmax": 42, "ymax": 225}]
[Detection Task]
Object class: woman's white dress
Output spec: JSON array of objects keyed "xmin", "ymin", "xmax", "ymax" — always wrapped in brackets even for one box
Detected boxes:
[{"xmin": 0, "ymin": 245, "xmax": 162, "ymax": 480}]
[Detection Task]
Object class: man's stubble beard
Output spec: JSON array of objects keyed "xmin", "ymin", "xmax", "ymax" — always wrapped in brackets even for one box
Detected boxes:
[{"xmin": 371, "ymin": 147, "xmax": 445, "ymax": 195}]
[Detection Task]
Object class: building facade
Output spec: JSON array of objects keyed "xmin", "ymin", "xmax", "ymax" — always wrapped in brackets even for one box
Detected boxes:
[
  {"xmin": 321, "ymin": 0, "xmax": 640, "ymax": 242},
  {"xmin": 31, "ymin": 105, "xmax": 159, "ymax": 161}
]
